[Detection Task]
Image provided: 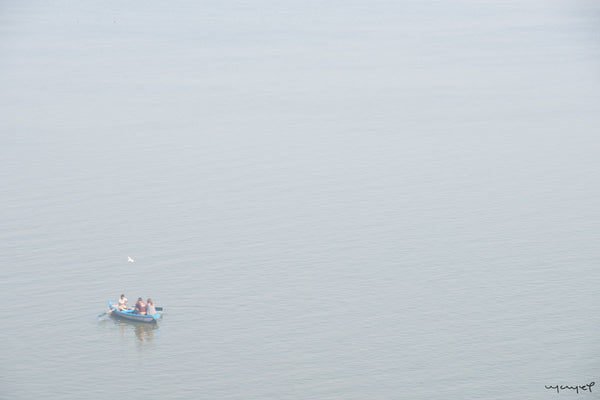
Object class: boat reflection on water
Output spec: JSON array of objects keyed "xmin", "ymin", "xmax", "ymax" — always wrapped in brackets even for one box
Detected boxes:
[{"xmin": 114, "ymin": 319, "xmax": 159, "ymax": 343}]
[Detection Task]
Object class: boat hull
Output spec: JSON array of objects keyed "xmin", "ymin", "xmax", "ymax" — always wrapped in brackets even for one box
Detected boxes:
[{"xmin": 108, "ymin": 301, "xmax": 160, "ymax": 324}]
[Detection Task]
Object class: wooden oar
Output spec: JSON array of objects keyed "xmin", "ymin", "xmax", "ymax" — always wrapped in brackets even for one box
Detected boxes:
[{"xmin": 98, "ymin": 309, "xmax": 114, "ymax": 318}]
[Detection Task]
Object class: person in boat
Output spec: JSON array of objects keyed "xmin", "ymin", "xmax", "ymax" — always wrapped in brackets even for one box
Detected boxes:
[
  {"xmin": 118, "ymin": 294, "xmax": 129, "ymax": 310},
  {"xmin": 146, "ymin": 298, "xmax": 156, "ymax": 316},
  {"xmin": 134, "ymin": 297, "xmax": 147, "ymax": 315}
]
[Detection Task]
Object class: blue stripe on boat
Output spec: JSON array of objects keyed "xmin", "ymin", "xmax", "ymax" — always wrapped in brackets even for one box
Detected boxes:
[{"xmin": 108, "ymin": 301, "xmax": 160, "ymax": 323}]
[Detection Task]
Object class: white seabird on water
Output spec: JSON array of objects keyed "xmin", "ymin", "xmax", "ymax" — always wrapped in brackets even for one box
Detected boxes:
[{"xmin": 128, "ymin": 256, "xmax": 135, "ymax": 263}]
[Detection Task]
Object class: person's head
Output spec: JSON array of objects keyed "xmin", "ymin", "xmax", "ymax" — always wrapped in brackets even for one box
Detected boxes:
[
  {"xmin": 121, "ymin": 294, "xmax": 125, "ymax": 299},
  {"xmin": 147, "ymin": 298, "xmax": 153, "ymax": 304},
  {"xmin": 138, "ymin": 297, "xmax": 143, "ymax": 302}
]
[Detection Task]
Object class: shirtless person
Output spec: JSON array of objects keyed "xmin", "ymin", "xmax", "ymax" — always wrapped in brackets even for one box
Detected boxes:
[{"xmin": 134, "ymin": 297, "xmax": 147, "ymax": 315}]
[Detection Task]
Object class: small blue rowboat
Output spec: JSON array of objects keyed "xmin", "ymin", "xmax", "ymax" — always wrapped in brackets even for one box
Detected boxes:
[{"xmin": 108, "ymin": 301, "xmax": 161, "ymax": 324}]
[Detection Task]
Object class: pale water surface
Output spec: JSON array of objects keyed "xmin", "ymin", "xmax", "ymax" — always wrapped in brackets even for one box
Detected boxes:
[{"xmin": 1, "ymin": 1, "xmax": 600, "ymax": 399}]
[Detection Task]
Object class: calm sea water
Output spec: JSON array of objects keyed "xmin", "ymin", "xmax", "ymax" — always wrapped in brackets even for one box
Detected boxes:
[{"xmin": 2, "ymin": 1, "xmax": 600, "ymax": 399}]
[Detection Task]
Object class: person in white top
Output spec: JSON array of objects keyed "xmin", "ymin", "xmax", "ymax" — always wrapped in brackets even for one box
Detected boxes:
[{"xmin": 118, "ymin": 294, "xmax": 129, "ymax": 310}]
